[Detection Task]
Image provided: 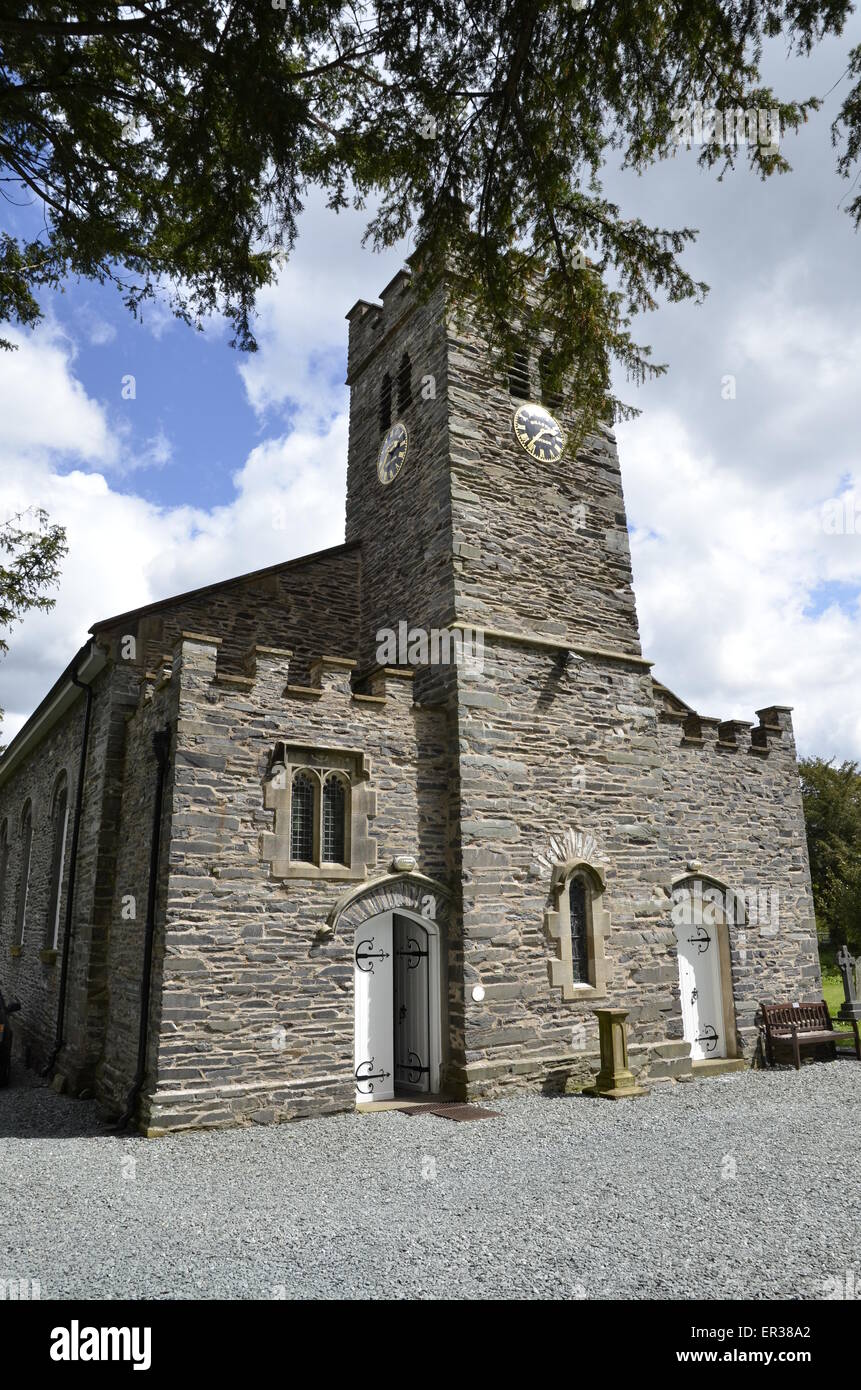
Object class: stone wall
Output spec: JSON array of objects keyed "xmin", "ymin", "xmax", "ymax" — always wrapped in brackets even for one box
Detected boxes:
[
  {"xmin": 130, "ymin": 633, "xmax": 450, "ymax": 1133},
  {"xmin": 97, "ymin": 660, "xmax": 178, "ymax": 1115},
  {"xmin": 451, "ymin": 636, "xmax": 684, "ymax": 1096},
  {"xmin": 0, "ymin": 265, "xmax": 821, "ymax": 1132},
  {"xmin": 0, "ymin": 658, "xmax": 142, "ymax": 1083},
  {"xmin": 655, "ymin": 693, "xmax": 820, "ymax": 1057},
  {"xmin": 91, "ymin": 542, "xmax": 362, "ymax": 686},
  {"xmin": 445, "ymin": 305, "xmax": 643, "ymax": 655},
  {"xmin": 0, "ymin": 693, "xmax": 89, "ymax": 1063},
  {"xmin": 345, "ymin": 278, "xmax": 455, "ymax": 671}
]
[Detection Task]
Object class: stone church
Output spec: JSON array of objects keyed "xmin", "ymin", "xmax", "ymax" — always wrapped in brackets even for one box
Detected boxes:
[{"xmin": 0, "ymin": 266, "xmax": 819, "ymax": 1132}]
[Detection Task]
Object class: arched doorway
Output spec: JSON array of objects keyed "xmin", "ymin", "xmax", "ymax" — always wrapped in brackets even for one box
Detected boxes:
[
  {"xmin": 328, "ymin": 872, "xmax": 449, "ymax": 1105},
  {"xmin": 671, "ymin": 876, "xmax": 741, "ymax": 1061},
  {"xmin": 354, "ymin": 910, "xmax": 442, "ymax": 1102}
]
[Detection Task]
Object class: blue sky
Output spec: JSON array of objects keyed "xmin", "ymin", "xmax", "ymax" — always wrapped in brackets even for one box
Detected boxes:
[{"xmin": 2, "ymin": 17, "xmax": 861, "ymax": 760}]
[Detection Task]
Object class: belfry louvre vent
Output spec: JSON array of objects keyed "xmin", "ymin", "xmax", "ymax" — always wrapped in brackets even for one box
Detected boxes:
[
  {"xmin": 508, "ymin": 347, "xmax": 530, "ymax": 399},
  {"xmin": 379, "ymin": 371, "xmax": 393, "ymax": 433},
  {"xmin": 539, "ymin": 349, "xmax": 564, "ymax": 411},
  {"xmin": 397, "ymin": 351, "xmax": 412, "ymax": 412}
]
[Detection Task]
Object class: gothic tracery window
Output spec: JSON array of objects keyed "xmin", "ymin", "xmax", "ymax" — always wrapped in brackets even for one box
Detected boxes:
[
  {"xmin": 322, "ymin": 775, "xmax": 347, "ymax": 865},
  {"xmin": 265, "ymin": 746, "xmax": 364, "ymax": 880},
  {"xmin": 290, "ymin": 772, "xmax": 316, "ymax": 863}
]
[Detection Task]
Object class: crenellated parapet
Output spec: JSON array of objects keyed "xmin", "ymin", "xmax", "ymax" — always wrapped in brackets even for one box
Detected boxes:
[
  {"xmin": 653, "ymin": 680, "xmax": 795, "ymax": 759},
  {"xmin": 145, "ymin": 632, "xmax": 429, "ymax": 731}
]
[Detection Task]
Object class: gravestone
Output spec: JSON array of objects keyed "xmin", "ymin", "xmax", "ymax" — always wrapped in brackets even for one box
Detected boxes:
[{"xmin": 836, "ymin": 945, "xmax": 861, "ymax": 1023}]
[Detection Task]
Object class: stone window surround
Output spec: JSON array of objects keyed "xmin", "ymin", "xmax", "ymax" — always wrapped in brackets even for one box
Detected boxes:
[
  {"xmin": 262, "ymin": 743, "xmax": 377, "ymax": 882},
  {"xmin": 545, "ymin": 858, "xmax": 611, "ymax": 1001},
  {"xmin": 13, "ymin": 798, "xmax": 34, "ymax": 949},
  {"xmin": 44, "ymin": 771, "xmax": 70, "ymax": 953}
]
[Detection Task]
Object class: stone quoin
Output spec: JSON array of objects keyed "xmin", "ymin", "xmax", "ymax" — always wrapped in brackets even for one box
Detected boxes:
[{"xmin": 0, "ymin": 265, "xmax": 820, "ymax": 1132}]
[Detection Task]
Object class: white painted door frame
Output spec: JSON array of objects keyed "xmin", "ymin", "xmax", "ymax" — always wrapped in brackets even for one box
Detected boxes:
[
  {"xmin": 353, "ymin": 908, "xmax": 442, "ymax": 1102},
  {"xmin": 674, "ymin": 907, "xmax": 727, "ymax": 1061}
]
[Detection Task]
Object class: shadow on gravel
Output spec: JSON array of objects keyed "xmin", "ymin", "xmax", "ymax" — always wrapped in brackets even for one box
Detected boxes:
[{"xmin": 0, "ymin": 1066, "xmax": 115, "ymax": 1141}]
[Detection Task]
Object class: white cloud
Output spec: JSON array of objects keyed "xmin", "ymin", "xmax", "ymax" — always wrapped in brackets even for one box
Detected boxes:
[
  {"xmin": 0, "ymin": 326, "xmax": 116, "ymax": 463},
  {"xmin": 237, "ymin": 191, "xmax": 407, "ymax": 423},
  {"xmin": 620, "ymin": 408, "xmax": 861, "ymax": 760},
  {"xmin": 0, "ymin": 327, "xmax": 347, "ymax": 745},
  {"xmin": 3, "ymin": 178, "xmax": 861, "ymax": 772}
]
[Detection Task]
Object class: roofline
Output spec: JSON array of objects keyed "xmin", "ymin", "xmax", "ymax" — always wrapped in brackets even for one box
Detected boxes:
[
  {"xmin": 89, "ymin": 539, "xmax": 362, "ymax": 634},
  {"xmin": 651, "ymin": 678, "xmax": 694, "ymax": 713},
  {"xmin": 0, "ymin": 640, "xmax": 107, "ymax": 791}
]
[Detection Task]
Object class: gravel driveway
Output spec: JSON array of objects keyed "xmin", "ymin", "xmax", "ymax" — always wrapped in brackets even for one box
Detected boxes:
[{"xmin": 1, "ymin": 1064, "xmax": 857, "ymax": 1300}]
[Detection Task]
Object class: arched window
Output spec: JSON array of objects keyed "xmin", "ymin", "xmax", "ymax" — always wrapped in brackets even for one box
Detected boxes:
[
  {"xmin": 508, "ymin": 345, "xmax": 530, "ymax": 399},
  {"xmin": 0, "ymin": 820, "xmax": 8, "ymax": 939},
  {"xmin": 545, "ymin": 853, "xmax": 610, "ymax": 1000},
  {"xmin": 290, "ymin": 772, "xmax": 315, "ymax": 863},
  {"xmin": 264, "ymin": 747, "xmax": 360, "ymax": 880},
  {"xmin": 322, "ymin": 775, "xmax": 347, "ymax": 865},
  {"xmin": 45, "ymin": 774, "xmax": 69, "ymax": 951},
  {"xmin": 14, "ymin": 801, "xmax": 33, "ymax": 948},
  {"xmin": 397, "ymin": 352, "xmax": 412, "ymax": 413},
  {"xmin": 568, "ymin": 875, "xmax": 590, "ymax": 985},
  {"xmin": 379, "ymin": 371, "xmax": 392, "ymax": 433}
]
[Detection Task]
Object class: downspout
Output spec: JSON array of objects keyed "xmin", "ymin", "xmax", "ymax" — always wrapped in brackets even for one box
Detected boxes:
[
  {"xmin": 118, "ymin": 725, "xmax": 171, "ymax": 1130},
  {"xmin": 44, "ymin": 665, "xmax": 95, "ymax": 1078}
]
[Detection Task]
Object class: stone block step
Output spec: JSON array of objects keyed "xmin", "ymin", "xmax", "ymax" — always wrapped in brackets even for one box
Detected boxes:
[{"xmin": 691, "ymin": 1058, "xmax": 747, "ymax": 1078}]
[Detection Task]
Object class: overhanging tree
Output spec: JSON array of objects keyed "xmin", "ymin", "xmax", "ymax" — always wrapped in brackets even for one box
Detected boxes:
[
  {"xmin": 2, "ymin": 1, "xmax": 860, "ymax": 441},
  {"xmin": 0, "ymin": 508, "xmax": 68, "ymax": 738}
]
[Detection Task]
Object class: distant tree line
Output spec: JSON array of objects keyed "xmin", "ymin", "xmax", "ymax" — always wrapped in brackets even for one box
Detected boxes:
[{"xmin": 800, "ymin": 758, "xmax": 861, "ymax": 954}]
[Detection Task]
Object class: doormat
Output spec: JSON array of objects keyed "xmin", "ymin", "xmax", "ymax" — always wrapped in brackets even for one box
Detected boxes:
[{"xmin": 400, "ymin": 1102, "xmax": 501, "ymax": 1122}]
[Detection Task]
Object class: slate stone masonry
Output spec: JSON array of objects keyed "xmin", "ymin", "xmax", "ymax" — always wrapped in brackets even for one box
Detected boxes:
[{"xmin": 0, "ymin": 266, "xmax": 820, "ymax": 1129}]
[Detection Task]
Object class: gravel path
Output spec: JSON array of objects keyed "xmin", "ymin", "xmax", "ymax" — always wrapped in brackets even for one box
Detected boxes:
[{"xmin": 1, "ymin": 1064, "xmax": 858, "ymax": 1300}]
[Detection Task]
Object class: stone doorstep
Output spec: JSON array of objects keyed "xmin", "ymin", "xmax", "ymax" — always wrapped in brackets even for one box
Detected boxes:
[
  {"xmin": 356, "ymin": 1093, "xmax": 455, "ymax": 1114},
  {"xmin": 691, "ymin": 1057, "xmax": 748, "ymax": 1078}
]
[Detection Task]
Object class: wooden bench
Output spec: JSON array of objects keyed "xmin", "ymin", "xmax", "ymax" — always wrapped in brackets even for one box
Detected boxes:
[{"xmin": 761, "ymin": 1000, "xmax": 860, "ymax": 1070}]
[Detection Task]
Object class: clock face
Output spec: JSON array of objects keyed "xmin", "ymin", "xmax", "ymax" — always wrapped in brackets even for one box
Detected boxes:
[
  {"xmin": 377, "ymin": 421, "xmax": 409, "ymax": 485},
  {"xmin": 512, "ymin": 403, "xmax": 565, "ymax": 463}
]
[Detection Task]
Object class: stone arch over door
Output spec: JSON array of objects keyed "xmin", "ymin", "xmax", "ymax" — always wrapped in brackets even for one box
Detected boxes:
[
  {"xmin": 669, "ymin": 872, "xmax": 742, "ymax": 1061},
  {"xmin": 327, "ymin": 870, "xmax": 450, "ymax": 936}
]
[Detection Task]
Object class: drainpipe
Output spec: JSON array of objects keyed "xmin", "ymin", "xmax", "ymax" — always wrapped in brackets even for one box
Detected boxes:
[
  {"xmin": 44, "ymin": 665, "xmax": 95, "ymax": 1078},
  {"xmin": 118, "ymin": 725, "xmax": 171, "ymax": 1130}
]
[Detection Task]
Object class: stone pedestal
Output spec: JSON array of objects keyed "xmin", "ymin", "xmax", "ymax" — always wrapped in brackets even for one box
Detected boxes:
[{"xmin": 583, "ymin": 1007, "xmax": 648, "ymax": 1100}]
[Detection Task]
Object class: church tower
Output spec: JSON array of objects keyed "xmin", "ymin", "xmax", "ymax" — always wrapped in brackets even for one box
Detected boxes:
[
  {"xmin": 345, "ymin": 265, "xmax": 659, "ymax": 1099},
  {"xmin": 344, "ymin": 266, "xmax": 644, "ymax": 672}
]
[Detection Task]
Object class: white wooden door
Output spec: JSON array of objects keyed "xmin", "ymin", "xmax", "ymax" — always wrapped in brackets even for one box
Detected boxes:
[
  {"xmin": 675, "ymin": 915, "xmax": 726, "ymax": 1060},
  {"xmin": 393, "ymin": 915, "xmax": 431, "ymax": 1093},
  {"xmin": 354, "ymin": 917, "xmax": 395, "ymax": 1101}
]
